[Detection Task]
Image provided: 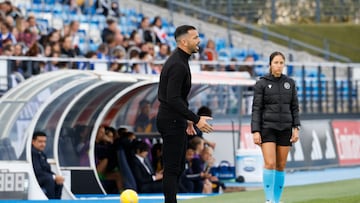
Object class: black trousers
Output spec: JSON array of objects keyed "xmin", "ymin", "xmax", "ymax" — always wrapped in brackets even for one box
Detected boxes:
[
  {"xmin": 157, "ymin": 118, "xmax": 187, "ymax": 203},
  {"xmin": 41, "ymin": 178, "xmax": 63, "ymax": 199}
]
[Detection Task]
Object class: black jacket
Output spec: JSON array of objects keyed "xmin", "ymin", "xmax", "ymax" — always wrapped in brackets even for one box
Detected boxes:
[
  {"xmin": 129, "ymin": 155, "xmax": 162, "ymax": 193},
  {"xmin": 157, "ymin": 48, "xmax": 200, "ymax": 123},
  {"xmin": 31, "ymin": 146, "xmax": 54, "ymax": 186},
  {"xmin": 251, "ymin": 74, "xmax": 300, "ymax": 132}
]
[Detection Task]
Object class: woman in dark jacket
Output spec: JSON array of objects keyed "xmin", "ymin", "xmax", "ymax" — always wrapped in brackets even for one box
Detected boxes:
[{"xmin": 251, "ymin": 51, "xmax": 300, "ymax": 203}]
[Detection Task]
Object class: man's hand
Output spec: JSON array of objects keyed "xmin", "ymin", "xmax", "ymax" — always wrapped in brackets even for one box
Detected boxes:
[
  {"xmin": 55, "ymin": 175, "xmax": 65, "ymax": 184},
  {"xmin": 196, "ymin": 116, "xmax": 213, "ymax": 133},
  {"xmin": 186, "ymin": 121, "xmax": 196, "ymax": 135}
]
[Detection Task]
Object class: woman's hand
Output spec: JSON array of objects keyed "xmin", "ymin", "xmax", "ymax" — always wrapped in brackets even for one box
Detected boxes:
[
  {"xmin": 290, "ymin": 128, "xmax": 299, "ymax": 143},
  {"xmin": 253, "ymin": 132, "xmax": 262, "ymax": 146}
]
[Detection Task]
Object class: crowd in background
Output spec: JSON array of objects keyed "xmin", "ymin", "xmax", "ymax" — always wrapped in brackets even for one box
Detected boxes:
[{"xmin": 0, "ymin": 0, "xmax": 256, "ymax": 84}]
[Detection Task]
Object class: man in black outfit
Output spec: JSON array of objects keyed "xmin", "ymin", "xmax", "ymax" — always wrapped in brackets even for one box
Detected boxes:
[
  {"xmin": 31, "ymin": 131, "xmax": 64, "ymax": 199},
  {"xmin": 156, "ymin": 25, "xmax": 213, "ymax": 203}
]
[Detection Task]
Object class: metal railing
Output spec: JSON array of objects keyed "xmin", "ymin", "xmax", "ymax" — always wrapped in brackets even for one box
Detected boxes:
[{"xmin": 1, "ymin": 56, "xmax": 359, "ymax": 117}]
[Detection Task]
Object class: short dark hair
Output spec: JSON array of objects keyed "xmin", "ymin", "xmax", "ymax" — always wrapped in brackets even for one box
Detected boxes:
[
  {"xmin": 197, "ymin": 106, "xmax": 212, "ymax": 117},
  {"xmin": 174, "ymin": 25, "xmax": 196, "ymax": 41},
  {"xmin": 32, "ymin": 131, "xmax": 47, "ymax": 140},
  {"xmin": 106, "ymin": 18, "xmax": 116, "ymax": 25},
  {"xmin": 134, "ymin": 140, "xmax": 150, "ymax": 153}
]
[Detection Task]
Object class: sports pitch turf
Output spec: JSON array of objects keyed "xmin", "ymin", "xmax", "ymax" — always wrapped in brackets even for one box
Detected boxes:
[{"xmin": 179, "ymin": 179, "xmax": 360, "ymax": 203}]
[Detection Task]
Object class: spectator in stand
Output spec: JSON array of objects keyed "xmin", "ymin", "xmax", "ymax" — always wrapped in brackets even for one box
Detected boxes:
[
  {"xmin": 96, "ymin": 43, "xmax": 110, "ymax": 59},
  {"xmin": 108, "ymin": 1, "xmax": 121, "ymax": 18},
  {"xmin": 13, "ymin": 43, "xmax": 23, "ymax": 56},
  {"xmin": 138, "ymin": 16, "xmax": 156, "ymax": 43},
  {"xmin": 61, "ymin": 35, "xmax": 78, "ymax": 57},
  {"xmin": 202, "ymin": 39, "xmax": 218, "ymax": 61},
  {"xmin": 43, "ymin": 52, "xmax": 61, "ymax": 72},
  {"xmin": 104, "ymin": 33, "xmax": 117, "ymax": 55},
  {"xmin": 0, "ymin": 20, "xmax": 17, "ymax": 48},
  {"xmin": 201, "ymin": 39, "xmax": 218, "ymax": 71},
  {"xmin": 10, "ymin": 43, "xmax": 24, "ymax": 73},
  {"xmin": 68, "ymin": 20, "xmax": 81, "ymax": 53},
  {"xmin": 32, "ymin": 131, "xmax": 64, "ymax": 199},
  {"xmin": 2, "ymin": 44, "xmax": 13, "ymax": 56},
  {"xmin": 128, "ymin": 30, "xmax": 142, "ymax": 48},
  {"xmin": 155, "ymin": 43, "xmax": 170, "ymax": 60},
  {"xmin": 15, "ymin": 16, "xmax": 37, "ymax": 47},
  {"xmin": 137, "ymin": 51, "xmax": 159, "ymax": 74},
  {"xmin": 114, "ymin": 30, "xmax": 125, "ymax": 47},
  {"xmin": 21, "ymin": 42, "xmax": 42, "ymax": 78},
  {"xmin": 95, "ymin": 0, "xmax": 112, "ymax": 17},
  {"xmin": 239, "ymin": 55, "xmax": 256, "ymax": 78},
  {"xmin": 0, "ymin": 1, "xmax": 22, "ymax": 20},
  {"xmin": 109, "ymin": 46, "xmax": 126, "ymax": 72},
  {"xmin": 151, "ymin": 16, "xmax": 167, "ymax": 44},
  {"xmin": 51, "ymin": 42, "xmax": 62, "ymax": 55},
  {"xmin": 43, "ymin": 43, "xmax": 52, "ymax": 57},
  {"xmin": 60, "ymin": 35, "xmax": 80, "ymax": 69},
  {"xmin": 61, "ymin": 24, "xmax": 70, "ymax": 37},
  {"xmin": 27, "ymin": 15, "xmax": 41, "ymax": 38},
  {"xmin": 146, "ymin": 42, "xmax": 156, "ymax": 58},
  {"xmin": 46, "ymin": 29, "xmax": 61, "ymax": 45},
  {"xmin": 101, "ymin": 18, "xmax": 117, "ymax": 43},
  {"xmin": 225, "ymin": 58, "xmax": 238, "ymax": 72}
]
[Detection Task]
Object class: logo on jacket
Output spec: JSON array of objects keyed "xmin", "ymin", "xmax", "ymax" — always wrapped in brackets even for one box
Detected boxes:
[
  {"xmin": 268, "ymin": 84, "xmax": 272, "ymax": 88},
  {"xmin": 284, "ymin": 82, "xmax": 291, "ymax": 89}
]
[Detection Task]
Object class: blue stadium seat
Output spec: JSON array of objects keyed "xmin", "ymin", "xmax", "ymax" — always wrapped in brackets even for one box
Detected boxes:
[
  {"xmin": 215, "ymin": 38, "xmax": 227, "ymax": 51},
  {"xmin": 44, "ymin": 0, "xmax": 56, "ymax": 5},
  {"xmin": 33, "ymin": 0, "xmax": 43, "ymax": 4},
  {"xmin": 218, "ymin": 48, "xmax": 231, "ymax": 62},
  {"xmin": 230, "ymin": 48, "xmax": 247, "ymax": 61}
]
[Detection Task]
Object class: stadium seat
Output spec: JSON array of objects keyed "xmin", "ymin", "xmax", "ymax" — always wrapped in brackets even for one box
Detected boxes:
[
  {"xmin": 230, "ymin": 48, "xmax": 247, "ymax": 61},
  {"xmin": 215, "ymin": 38, "xmax": 227, "ymax": 51},
  {"xmin": 117, "ymin": 148, "xmax": 137, "ymax": 190},
  {"xmin": 44, "ymin": 0, "xmax": 56, "ymax": 5},
  {"xmin": 32, "ymin": 0, "xmax": 43, "ymax": 5},
  {"xmin": 218, "ymin": 49, "xmax": 231, "ymax": 62}
]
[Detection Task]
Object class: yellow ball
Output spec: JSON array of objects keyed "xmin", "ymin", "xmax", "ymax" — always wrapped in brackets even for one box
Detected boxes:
[{"xmin": 120, "ymin": 189, "xmax": 139, "ymax": 203}]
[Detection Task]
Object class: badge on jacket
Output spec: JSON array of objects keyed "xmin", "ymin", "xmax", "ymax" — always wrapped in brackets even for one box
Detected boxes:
[{"xmin": 284, "ymin": 82, "xmax": 290, "ymax": 89}]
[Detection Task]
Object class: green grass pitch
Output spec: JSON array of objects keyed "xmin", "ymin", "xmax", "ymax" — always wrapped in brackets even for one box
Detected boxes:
[{"xmin": 179, "ymin": 179, "xmax": 360, "ymax": 203}]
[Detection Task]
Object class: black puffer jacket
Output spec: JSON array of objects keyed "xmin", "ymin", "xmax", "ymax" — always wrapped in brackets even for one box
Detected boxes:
[{"xmin": 251, "ymin": 74, "xmax": 300, "ymax": 132}]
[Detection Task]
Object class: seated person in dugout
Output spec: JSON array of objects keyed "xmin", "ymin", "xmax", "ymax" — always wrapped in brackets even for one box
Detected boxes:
[
  {"xmin": 31, "ymin": 131, "xmax": 64, "ymax": 199},
  {"xmin": 134, "ymin": 99, "xmax": 157, "ymax": 133},
  {"xmin": 95, "ymin": 125, "xmax": 123, "ymax": 193},
  {"xmin": 129, "ymin": 140, "xmax": 163, "ymax": 193},
  {"xmin": 190, "ymin": 142, "xmax": 225, "ymax": 193}
]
